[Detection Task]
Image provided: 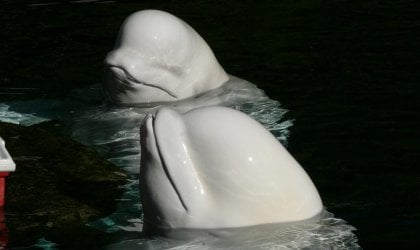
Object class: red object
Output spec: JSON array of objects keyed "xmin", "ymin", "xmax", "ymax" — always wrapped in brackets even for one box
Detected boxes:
[
  {"xmin": 0, "ymin": 207, "xmax": 8, "ymax": 247},
  {"xmin": 0, "ymin": 173, "xmax": 9, "ymax": 207},
  {"xmin": 0, "ymin": 137, "xmax": 15, "ymax": 207}
]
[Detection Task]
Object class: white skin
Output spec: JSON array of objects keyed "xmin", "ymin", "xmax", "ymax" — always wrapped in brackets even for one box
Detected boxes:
[
  {"xmin": 140, "ymin": 107, "xmax": 323, "ymax": 234},
  {"xmin": 104, "ymin": 10, "xmax": 229, "ymax": 105}
]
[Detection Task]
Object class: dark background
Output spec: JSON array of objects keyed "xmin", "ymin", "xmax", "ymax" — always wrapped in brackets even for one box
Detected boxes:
[{"xmin": 1, "ymin": 0, "xmax": 419, "ymax": 248}]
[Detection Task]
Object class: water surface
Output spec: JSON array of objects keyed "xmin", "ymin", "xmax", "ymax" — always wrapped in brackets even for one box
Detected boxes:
[{"xmin": 0, "ymin": 0, "xmax": 419, "ymax": 248}]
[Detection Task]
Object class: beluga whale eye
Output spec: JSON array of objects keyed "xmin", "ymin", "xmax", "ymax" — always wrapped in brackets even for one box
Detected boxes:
[
  {"xmin": 139, "ymin": 106, "xmax": 323, "ymax": 234},
  {"xmin": 103, "ymin": 9, "xmax": 229, "ymax": 105}
]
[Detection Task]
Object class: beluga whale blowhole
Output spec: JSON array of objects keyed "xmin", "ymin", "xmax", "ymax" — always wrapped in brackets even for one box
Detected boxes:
[
  {"xmin": 140, "ymin": 106, "xmax": 323, "ymax": 234},
  {"xmin": 104, "ymin": 9, "xmax": 229, "ymax": 105}
]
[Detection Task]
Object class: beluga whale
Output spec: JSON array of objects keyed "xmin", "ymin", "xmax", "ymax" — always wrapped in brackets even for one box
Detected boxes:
[
  {"xmin": 140, "ymin": 106, "xmax": 323, "ymax": 234},
  {"xmin": 104, "ymin": 9, "xmax": 229, "ymax": 105}
]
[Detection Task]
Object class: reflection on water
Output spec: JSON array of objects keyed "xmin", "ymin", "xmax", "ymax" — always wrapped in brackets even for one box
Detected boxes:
[
  {"xmin": 0, "ymin": 103, "xmax": 51, "ymax": 126},
  {"xmin": 0, "ymin": 77, "xmax": 359, "ymax": 248}
]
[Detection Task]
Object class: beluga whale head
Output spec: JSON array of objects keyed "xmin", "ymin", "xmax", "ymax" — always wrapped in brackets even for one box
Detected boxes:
[
  {"xmin": 140, "ymin": 106, "xmax": 323, "ymax": 234},
  {"xmin": 104, "ymin": 10, "xmax": 229, "ymax": 105}
]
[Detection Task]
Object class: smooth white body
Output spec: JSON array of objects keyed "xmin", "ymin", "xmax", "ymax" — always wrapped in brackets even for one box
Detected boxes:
[
  {"xmin": 140, "ymin": 107, "xmax": 323, "ymax": 233},
  {"xmin": 104, "ymin": 10, "xmax": 229, "ymax": 105}
]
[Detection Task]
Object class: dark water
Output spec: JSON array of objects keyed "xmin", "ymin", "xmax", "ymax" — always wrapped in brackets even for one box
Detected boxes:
[{"xmin": 1, "ymin": 0, "xmax": 419, "ymax": 249}]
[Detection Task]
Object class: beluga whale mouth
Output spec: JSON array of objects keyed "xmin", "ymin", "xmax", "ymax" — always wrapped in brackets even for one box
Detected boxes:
[
  {"xmin": 106, "ymin": 65, "xmax": 179, "ymax": 99},
  {"xmin": 104, "ymin": 9, "xmax": 229, "ymax": 105},
  {"xmin": 140, "ymin": 106, "xmax": 323, "ymax": 235}
]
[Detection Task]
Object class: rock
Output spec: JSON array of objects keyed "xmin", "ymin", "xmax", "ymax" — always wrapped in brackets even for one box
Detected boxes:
[{"xmin": 0, "ymin": 121, "xmax": 127, "ymax": 247}]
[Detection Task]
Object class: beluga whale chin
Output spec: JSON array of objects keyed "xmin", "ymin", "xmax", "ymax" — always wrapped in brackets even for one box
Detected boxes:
[
  {"xmin": 104, "ymin": 9, "xmax": 229, "ymax": 105},
  {"xmin": 140, "ymin": 106, "xmax": 323, "ymax": 234}
]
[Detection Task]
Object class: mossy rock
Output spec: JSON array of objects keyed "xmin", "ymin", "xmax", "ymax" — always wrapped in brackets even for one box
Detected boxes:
[{"xmin": 0, "ymin": 121, "xmax": 128, "ymax": 247}]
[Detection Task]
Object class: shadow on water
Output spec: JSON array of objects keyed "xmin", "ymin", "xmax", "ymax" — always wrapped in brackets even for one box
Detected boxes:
[{"xmin": 0, "ymin": 0, "xmax": 419, "ymax": 249}]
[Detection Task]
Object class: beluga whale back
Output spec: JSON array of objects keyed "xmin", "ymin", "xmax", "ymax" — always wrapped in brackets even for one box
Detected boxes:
[
  {"xmin": 104, "ymin": 10, "xmax": 229, "ymax": 105},
  {"xmin": 140, "ymin": 106, "xmax": 323, "ymax": 234}
]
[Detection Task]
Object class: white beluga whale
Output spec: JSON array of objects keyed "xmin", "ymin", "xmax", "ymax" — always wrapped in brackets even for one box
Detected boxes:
[
  {"xmin": 104, "ymin": 9, "xmax": 229, "ymax": 105},
  {"xmin": 140, "ymin": 106, "xmax": 323, "ymax": 234}
]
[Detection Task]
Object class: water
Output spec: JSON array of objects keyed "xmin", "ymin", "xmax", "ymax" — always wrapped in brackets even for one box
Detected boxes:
[
  {"xmin": 108, "ymin": 211, "xmax": 359, "ymax": 250},
  {"xmin": 0, "ymin": 103, "xmax": 51, "ymax": 126},
  {"xmin": 1, "ymin": 0, "xmax": 419, "ymax": 248}
]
